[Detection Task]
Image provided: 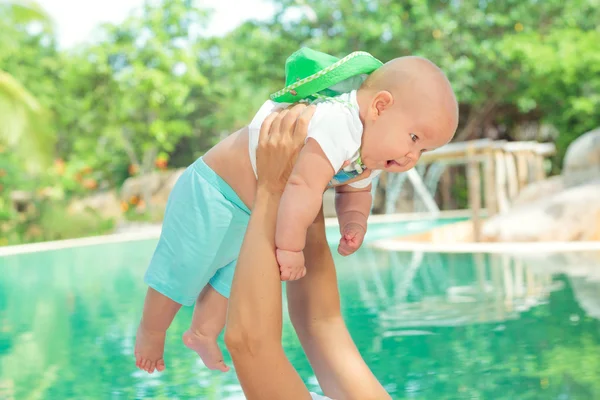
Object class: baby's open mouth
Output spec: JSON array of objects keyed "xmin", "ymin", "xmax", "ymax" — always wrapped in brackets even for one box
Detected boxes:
[{"xmin": 386, "ymin": 159, "xmax": 409, "ymax": 168}]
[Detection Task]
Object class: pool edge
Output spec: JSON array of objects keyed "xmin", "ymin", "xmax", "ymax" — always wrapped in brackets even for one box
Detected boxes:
[
  {"xmin": 0, "ymin": 212, "xmax": 474, "ymax": 257},
  {"xmin": 372, "ymin": 239, "xmax": 600, "ymax": 254}
]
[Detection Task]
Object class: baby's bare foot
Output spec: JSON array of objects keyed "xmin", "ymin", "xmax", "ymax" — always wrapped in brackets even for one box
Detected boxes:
[
  {"xmin": 282, "ymin": 266, "xmax": 306, "ymax": 281},
  {"xmin": 135, "ymin": 325, "xmax": 166, "ymax": 374},
  {"xmin": 276, "ymin": 249, "xmax": 306, "ymax": 281},
  {"xmin": 183, "ymin": 329, "xmax": 229, "ymax": 372}
]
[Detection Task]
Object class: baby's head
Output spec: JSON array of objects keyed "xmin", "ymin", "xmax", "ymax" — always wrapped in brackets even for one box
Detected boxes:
[{"xmin": 356, "ymin": 56, "xmax": 458, "ymax": 172}]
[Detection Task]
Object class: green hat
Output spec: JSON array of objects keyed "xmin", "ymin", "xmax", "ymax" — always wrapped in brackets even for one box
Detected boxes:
[{"xmin": 270, "ymin": 47, "xmax": 383, "ymax": 103}]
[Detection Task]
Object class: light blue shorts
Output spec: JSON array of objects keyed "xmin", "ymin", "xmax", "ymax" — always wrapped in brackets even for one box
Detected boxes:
[{"xmin": 144, "ymin": 157, "xmax": 250, "ymax": 306}]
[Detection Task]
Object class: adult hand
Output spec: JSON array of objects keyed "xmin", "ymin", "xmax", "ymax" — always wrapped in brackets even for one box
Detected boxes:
[{"xmin": 256, "ymin": 103, "xmax": 316, "ymax": 195}]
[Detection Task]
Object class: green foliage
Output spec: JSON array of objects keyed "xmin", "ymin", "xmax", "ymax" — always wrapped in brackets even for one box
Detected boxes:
[
  {"xmin": 0, "ymin": 195, "xmax": 115, "ymax": 246},
  {"xmin": 0, "ymin": 0, "xmax": 55, "ymax": 173},
  {"xmin": 47, "ymin": 0, "xmax": 211, "ymax": 177},
  {"xmin": 500, "ymin": 27, "xmax": 600, "ymax": 162},
  {"xmin": 36, "ymin": 202, "xmax": 115, "ymax": 241},
  {"xmin": 268, "ymin": 0, "xmax": 600, "ymax": 144},
  {"xmin": 0, "ymin": 0, "xmax": 53, "ymax": 28},
  {"xmin": 0, "ymin": 0, "xmax": 599, "ymax": 244}
]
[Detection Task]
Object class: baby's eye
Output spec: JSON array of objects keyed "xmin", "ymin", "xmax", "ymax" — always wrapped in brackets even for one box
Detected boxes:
[{"xmin": 410, "ymin": 133, "xmax": 419, "ymax": 142}]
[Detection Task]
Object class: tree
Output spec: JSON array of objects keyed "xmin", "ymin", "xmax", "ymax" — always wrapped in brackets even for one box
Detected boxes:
[
  {"xmin": 265, "ymin": 0, "xmax": 600, "ymax": 153},
  {"xmin": 0, "ymin": 0, "xmax": 55, "ymax": 171}
]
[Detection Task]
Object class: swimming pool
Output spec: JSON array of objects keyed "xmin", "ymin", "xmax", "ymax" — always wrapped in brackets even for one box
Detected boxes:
[{"xmin": 1, "ymin": 223, "xmax": 600, "ymax": 399}]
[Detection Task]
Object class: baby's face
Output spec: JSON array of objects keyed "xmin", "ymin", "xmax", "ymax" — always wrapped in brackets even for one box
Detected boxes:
[{"xmin": 360, "ymin": 97, "xmax": 455, "ymax": 173}]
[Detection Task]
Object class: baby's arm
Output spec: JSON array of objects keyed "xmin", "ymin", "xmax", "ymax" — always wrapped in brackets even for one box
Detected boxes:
[
  {"xmin": 275, "ymin": 139, "xmax": 335, "ymax": 281},
  {"xmin": 335, "ymin": 184, "xmax": 372, "ymax": 256}
]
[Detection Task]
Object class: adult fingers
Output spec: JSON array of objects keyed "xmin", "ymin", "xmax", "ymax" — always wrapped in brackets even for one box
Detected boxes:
[
  {"xmin": 280, "ymin": 103, "xmax": 309, "ymax": 139},
  {"xmin": 258, "ymin": 111, "xmax": 280, "ymax": 146},
  {"xmin": 267, "ymin": 108, "xmax": 289, "ymax": 142},
  {"xmin": 292, "ymin": 104, "xmax": 316, "ymax": 145}
]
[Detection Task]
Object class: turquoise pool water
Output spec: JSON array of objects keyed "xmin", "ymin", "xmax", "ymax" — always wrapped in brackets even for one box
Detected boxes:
[{"xmin": 1, "ymin": 221, "xmax": 600, "ymax": 399}]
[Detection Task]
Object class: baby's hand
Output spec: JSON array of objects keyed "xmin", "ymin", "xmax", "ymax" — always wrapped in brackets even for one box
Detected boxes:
[
  {"xmin": 276, "ymin": 249, "xmax": 306, "ymax": 281},
  {"xmin": 338, "ymin": 222, "xmax": 366, "ymax": 256}
]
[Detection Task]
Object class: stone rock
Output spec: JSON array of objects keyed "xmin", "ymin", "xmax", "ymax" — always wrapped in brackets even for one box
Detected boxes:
[
  {"xmin": 9, "ymin": 191, "xmax": 30, "ymax": 214},
  {"xmin": 512, "ymin": 169, "xmax": 600, "ymax": 207},
  {"xmin": 510, "ymin": 129, "xmax": 600, "ymax": 208},
  {"xmin": 9, "ymin": 190, "xmax": 32, "ymax": 202},
  {"xmin": 149, "ymin": 169, "xmax": 185, "ymax": 207},
  {"xmin": 512, "ymin": 175, "xmax": 565, "ymax": 207},
  {"xmin": 68, "ymin": 190, "xmax": 121, "ymax": 219},
  {"xmin": 563, "ymin": 127, "xmax": 600, "ymax": 175},
  {"xmin": 482, "ymin": 180, "xmax": 600, "ymax": 242},
  {"xmin": 500, "ymin": 128, "xmax": 600, "ymax": 241},
  {"xmin": 120, "ymin": 168, "xmax": 185, "ymax": 207},
  {"xmin": 120, "ymin": 171, "xmax": 164, "ymax": 201}
]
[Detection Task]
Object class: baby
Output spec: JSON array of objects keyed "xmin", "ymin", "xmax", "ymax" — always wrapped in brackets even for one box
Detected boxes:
[{"xmin": 134, "ymin": 49, "xmax": 459, "ymax": 374}]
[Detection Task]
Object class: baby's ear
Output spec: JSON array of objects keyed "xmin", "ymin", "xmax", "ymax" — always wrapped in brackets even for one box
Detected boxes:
[{"xmin": 373, "ymin": 90, "xmax": 394, "ymax": 115}]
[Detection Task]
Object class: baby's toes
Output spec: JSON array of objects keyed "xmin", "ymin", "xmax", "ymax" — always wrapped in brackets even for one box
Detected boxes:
[
  {"xmin": 280, "ymin": 267, "xmax": 293, "ymax": 281},
  {"xmin": 289, "ymin": 270, "xmax": 302, "ymax": 281}
]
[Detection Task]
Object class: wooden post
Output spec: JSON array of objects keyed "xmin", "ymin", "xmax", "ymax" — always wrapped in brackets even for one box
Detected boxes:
[
  {"xmin": 483, "ymin": 147, "xmax": 497, "ymax": 216},
  {"xmin": 505, "ymin": 152, "xmax": 519, "ymax": 201},
  {"xmin": 535, "ymin": 154, "xmax": 546, "ymax": 181},
  {"xmin": 494, "ymin": 149, "xmax": 509, "ymax": 214},
  {"xmin": 516, "ymin": 151, "xmax": 529, "ymax": 190},
  {"xmin": 467, "ymin": 144, "xmax": 482, "ymax": 242},
  {"xmin": 440, "ymin": 168, "xmax": 454, "ymax": 210}
]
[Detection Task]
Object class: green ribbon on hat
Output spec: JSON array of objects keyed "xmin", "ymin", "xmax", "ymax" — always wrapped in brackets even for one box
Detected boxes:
[{"xmin": 271, "ymin": 47, "xmax": 383, "ymax": 103}]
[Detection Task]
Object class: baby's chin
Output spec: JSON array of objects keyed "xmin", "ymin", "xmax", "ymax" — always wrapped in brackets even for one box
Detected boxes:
[{"xmin": 362, "ymin": 160, "xmax": 379, "ymax": 170}]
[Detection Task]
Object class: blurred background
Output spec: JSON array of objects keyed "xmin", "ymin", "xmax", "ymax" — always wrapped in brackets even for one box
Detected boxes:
[
  {"xmin": 1, "ymin": 0, "xmax": 599, "ymax": 246},
  {"xmin": 2, "ymin": 2, "xmax": 600, "ymax": 399}
]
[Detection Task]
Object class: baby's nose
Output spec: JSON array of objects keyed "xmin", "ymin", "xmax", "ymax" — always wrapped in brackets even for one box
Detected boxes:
[{"xmin": 405, "ymin": 151, "xmax": 419, "ymax": 162}]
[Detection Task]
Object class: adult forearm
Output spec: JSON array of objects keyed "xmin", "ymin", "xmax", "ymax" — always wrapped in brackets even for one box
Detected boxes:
[
  {"xmin": 226, "ymin": 189, "xmax": 284, "ymax": 346},
  {"xmin": 287, "ymin": 209, "xmax": 390, "ymax": 400},
  {"xmin": 286, "ymin": 209, "xmax": 342, "ymax": 325},
  {"xmin": 226, "ymin": 189, "xmax": 314, "ymax": 400}
]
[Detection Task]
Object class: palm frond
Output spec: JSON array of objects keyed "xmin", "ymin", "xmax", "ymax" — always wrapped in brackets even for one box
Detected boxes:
[
  {"xmin": 0, "ymin": 69, "xmax": 55, "ymax": 173},
  {"xmin": 0, "ymin": 0, "xmax": 54, "ymax": 32}
]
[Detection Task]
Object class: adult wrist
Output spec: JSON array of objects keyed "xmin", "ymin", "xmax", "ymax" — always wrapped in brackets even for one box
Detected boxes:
[{"xmin": 254, "ymin": 185, "xmax": 283, "ymax": 207}]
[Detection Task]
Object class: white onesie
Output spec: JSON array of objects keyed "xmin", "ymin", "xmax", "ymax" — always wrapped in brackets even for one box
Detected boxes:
[{"xmin": 248, "ymin": 90, "xmax": 381, "ymax": 189}]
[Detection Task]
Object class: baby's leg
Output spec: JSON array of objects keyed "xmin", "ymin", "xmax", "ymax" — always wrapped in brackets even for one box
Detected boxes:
[
  {"xmin": 183, "ymin": 284, "xmax": 229, "ymax": 372},
  {"xmin": 277, "ymin": 249, "xmax": 307, "ymax": 281},
  {"xmin": 135, "ymin": 287, "xmax": 182, "ymax": 373}
]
